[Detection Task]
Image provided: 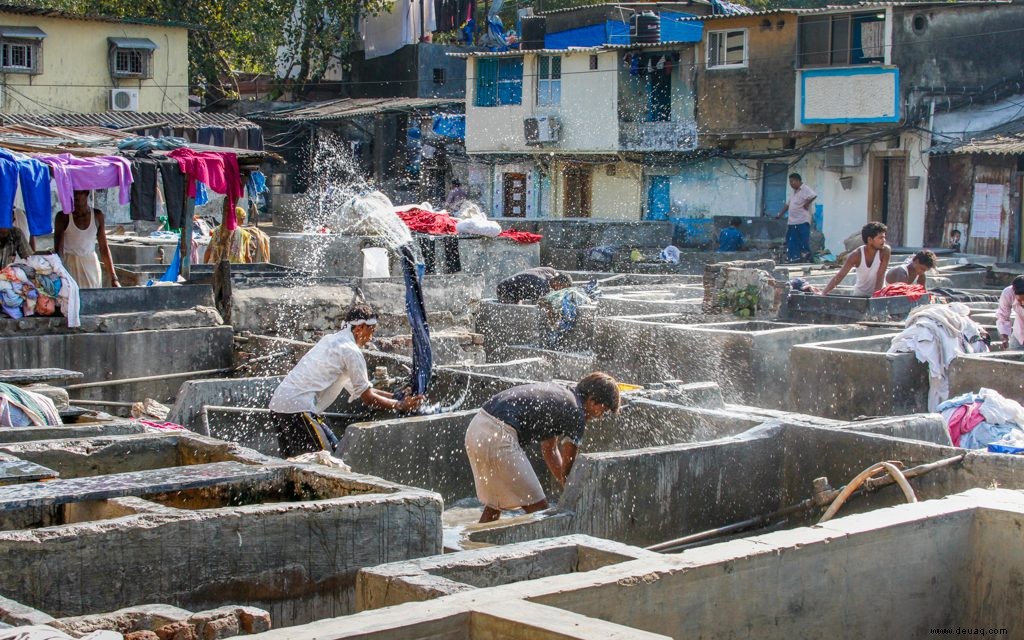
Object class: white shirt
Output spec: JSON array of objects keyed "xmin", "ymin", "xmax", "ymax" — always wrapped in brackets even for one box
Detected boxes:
[
  {"xmin": 785, "ymin": 184, "xmax": 817, "ymax": 226},
  {"xmin": 852, "ymin": 245, "xmax": 883, "ymax": 297},
  {"xmin": 997, "ymin": 286, "xmax": 1024, "ymax": 345},
  {"xmin": 269, "ymin": 328, "xmax": 372, "ymax": 414}
]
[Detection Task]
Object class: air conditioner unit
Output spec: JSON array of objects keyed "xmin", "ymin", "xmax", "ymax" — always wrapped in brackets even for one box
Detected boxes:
[
  {"xmin": 824, "ymin": 144, "xmax": 864, "ymax": 169},
  {"xmin": 110, "ymin": 88, "xmax": 139, "ymax": 111},
  {"xmin": 524, "ymin": 115, "xmax": 561, "ymax": 145}
]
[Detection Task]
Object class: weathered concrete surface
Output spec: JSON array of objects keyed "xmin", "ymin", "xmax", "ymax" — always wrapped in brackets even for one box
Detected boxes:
[
  {"xmin": 0, "ymin": 307, "xmax": 224, "ymax": 337},
  {"xmin": 116, "ymin": 263, "xmax": 299, "ymax": 287},
  {"xmin": 463, "ymin": 424, "xmax": 986, "ymax": 549},
  {"xmin": 0, "ymin": 465, "xmax": 442, "ymax": 626},
  {"xmin": 788, "ymin": 334, "xmax": 928, "ymax": 420},
  {"xmin": 458, "ymin": 236, "xmax": 540, "ymax": 290},
  {"xmin": 0, "ymin": 326, "xmax": 234, "ymax": 404},
  {"xmin": 475, "ymin": 301, "xmax": 596, "ymax": 361},
  {"xmin": 230, "ymin": 273, "xmax": 483, "ymax": 341},
  {"xmin": 0, "ymin": 421, "xmax": 149, "ymax": 444},
  {"xmin": 837, "ymin": 413, "xmax": 952, "ymax": 446},
  {"xmin": 782, "ymin": 291, "xmax": 928, "ymax": 323},
  {"xmin": 597, "ymin": 318, "xmax": 879, "ymax": 408},
  {"xmin": 0, "ymin": 432, "xmax": 275, "ymax": 479},
  {"xmin": 948, "ymin": 351, "xmax": 1024, "ymax": 399},
  {"xmin": 78, "ymin": 286, "xmax": 215, "ymax": 316},
  {"xmin": 356, "ymin": 535, "xmax": 658, "ymax": 611},
  {"xmin": 269, "ymin": 233, "xmax": 369, "ymax": 278}
]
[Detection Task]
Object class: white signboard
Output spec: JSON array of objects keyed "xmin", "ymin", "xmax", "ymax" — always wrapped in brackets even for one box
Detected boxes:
[{"xmin": 970, "ymin": 183, "xmax": 1004, "ymax": 239}]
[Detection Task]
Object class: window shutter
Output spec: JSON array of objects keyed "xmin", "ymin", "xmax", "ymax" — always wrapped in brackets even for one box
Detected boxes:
[{"xmin": 475, "ymin": 58, "xmax": 498, "ymax": 106}]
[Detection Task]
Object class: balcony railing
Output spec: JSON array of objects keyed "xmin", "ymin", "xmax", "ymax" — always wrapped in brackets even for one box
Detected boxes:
[{"xmin": 619, "ymin": 120, "xmax": 698, "ymax": 152}]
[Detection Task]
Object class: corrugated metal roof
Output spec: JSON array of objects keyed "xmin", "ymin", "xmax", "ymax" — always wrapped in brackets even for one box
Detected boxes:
[
  {"xmin": 249, "ymin": 97, "xmax": 464, "ymax": 122},
  {"xmin": 0, "ymin": 25, "xmax": 45, "ymax": 39},
  {"xmin": 0, "ymin": 123, "xmax": 276, "ymax": 162},
  {"xmin": 0, "ymin": 111, "xmax": 255, "ymax": 129},
  {"xmin": 671, "ymin": 1, "xmax": 1009, "ymax": 21},
  {"xmin": 108, "ymin": 37, "xmax": 158, "ymax": 50},
  {"xmin": 538, "ymin": 1, "xmax": 712, "ymax": 16},
  {"xmin": 931, "ymin": 119, "xmax": 1024, "ymax": 155},
  {"xmin": 451, "ymin": 40, "xmax": 696, "ymax": 58},
  {"xmin": 0, "ymin": 3, "xmax": 197, "ymax": 29}
]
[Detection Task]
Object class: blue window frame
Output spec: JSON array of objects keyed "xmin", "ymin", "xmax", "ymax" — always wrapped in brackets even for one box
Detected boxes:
[{"xmin": 475, "ymin": 57, "xmax": 523, "ymax": 107}]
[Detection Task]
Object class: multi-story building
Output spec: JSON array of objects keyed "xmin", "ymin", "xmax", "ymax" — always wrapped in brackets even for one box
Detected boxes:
[{"xmin": 0, "ymin": 5, "xmax": 190, "ymax": 114}]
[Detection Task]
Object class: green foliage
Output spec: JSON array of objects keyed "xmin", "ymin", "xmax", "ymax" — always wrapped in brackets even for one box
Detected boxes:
[{"xmin": 716, "ymin": 285, "xmax": 761, "ymax": 317}]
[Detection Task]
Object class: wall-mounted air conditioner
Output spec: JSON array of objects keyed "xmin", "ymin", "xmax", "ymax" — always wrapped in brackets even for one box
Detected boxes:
[
  {"xmin": 110, "ymin": 88, "xmax": 139, "ymax": 111},
  {"xmin": 524, "ymin": 115, "xmax": 561, "ymax": 145},
  {"xmin": 824, "ymin": 144, "xmax": 864, "ymax": 169}
]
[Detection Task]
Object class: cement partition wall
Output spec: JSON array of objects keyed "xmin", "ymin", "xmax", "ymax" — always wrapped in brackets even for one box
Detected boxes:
[
  {"xmin": 788, "ymin": 334, "xmax": 927, "ymax": 420},
  {"xmin": 356, "ymin": 535, "xmax": 659, "ymax": 611},
  {"xmin": 0, "ymin": 463, "xmax": 442, "ymax": 626},
  {"xmin": 598, "ymin": 318, "xmax": 877, "ymax": 408},
  {"xmin": 782, "ymin": 291, "xmax": 926, "ymax": 323},
  {"xmin": 0, "ymin": 432, "xmax": 276, "ymax": 479},
  {"xmin": 0, "ymin": 326, "xmax": 234, "ymax": 404},
  {"xmin": 948, "ymin": 351, "xmax": 1024, "ymax": 399},
  {"xmin": 246, "ymin": 490, "xmax": 1024, "ymax": 640},
  {"xmin": 520, "ymin": 491, "xmax": 1023, "ymax": 639},
  {"xmin": 463, "ymin": 424, "xmax": 991, "ymax": 550},
  {"xmin": 457, "ymin": 237, "xmax": 541, "ymax": 290},
  {"xmin": 475, "ymin": 300, "xmax": 596, "ymax": 360},
  {"xmin": 0, "ymin": 420, "xmax": 149, "ymax": 444}
]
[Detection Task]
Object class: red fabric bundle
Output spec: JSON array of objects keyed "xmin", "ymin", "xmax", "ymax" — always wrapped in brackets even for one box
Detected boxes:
[
  {"xmin": 947, "ymin": 402, "xmax": 985, "ymax": 447},
  {"xmin": 394, "ymin": 207, "xmax": 543, "ymax": 244},
  {"xmin": 498, "ymin": 229, "xmax": 542, "ymax": 244},
  {"xmin": 395, "ymin": 207, "xmax": 457, "ymax": 235},
  {"xmin": 168, "ymin": 149, "xmax": 245, "ymax": 230},
  {"xmin": 872, "ymin": 283, "xmax": 928, "ymax": 301}
]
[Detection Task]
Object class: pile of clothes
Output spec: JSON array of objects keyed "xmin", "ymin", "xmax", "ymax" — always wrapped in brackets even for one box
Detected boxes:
[
  {"xmin": 938, "ymin": 388, "xmax": 1024, "ymax": 451},
  {"xmin": 393, "ymin": 202, "xmax": 542, "ymax": 244},
  {"xmin": 539, "ymin": 280, "xmax": 601, "ymax": 346},
  {"xmin": 0, "ymin": 382, "xmax": 61, "ymax": 427},
  {"xmin": 0, "ymin": 254, "xmax": 81, "ymax": 327},
  {"xmin": 888, "ymin": 303, "xmax": 988, "ymax": 410}
]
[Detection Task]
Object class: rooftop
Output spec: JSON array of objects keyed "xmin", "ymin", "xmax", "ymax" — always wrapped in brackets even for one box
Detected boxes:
[
  {"xmin": 248, "ymin": 97, "xmax": 464, "ymax": 123},
  {"xmin": 0, "ymin": 3, "xmax": 199, "ymax": 29},
  {"xmin": 930, "ymin": 118, "xmax": 1024, "ymax": 155},
  {"xmin": 0, "ymin": 111, "xmax": 254, "ymax": 130}
]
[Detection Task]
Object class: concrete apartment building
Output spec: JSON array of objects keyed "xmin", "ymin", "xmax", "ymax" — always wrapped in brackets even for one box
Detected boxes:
[{"xmin": 0, "ymin": 5, "xmax": 190, "ymax": 114}]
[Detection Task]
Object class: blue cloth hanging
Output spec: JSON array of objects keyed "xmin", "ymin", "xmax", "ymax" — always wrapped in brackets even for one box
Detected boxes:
[
  {"xmin": 156, "ymin": 243, "xmax": 182, "ymax": 283},
  {"xmin": 194, "ymin": 181, "xmax": 210, "ymax": 206},
  {"xmin": 398, "ymin": 243, "xmax": 432, "ymax": 395}
]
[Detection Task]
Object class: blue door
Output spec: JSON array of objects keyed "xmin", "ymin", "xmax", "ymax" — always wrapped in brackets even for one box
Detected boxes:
[
  {"xmin": 647, "ymin": 176, "xmax": 671, "ymax": 220},
  {"xmin": 761, "ymin": 163, "xmax": 789, "ymax": 216}
]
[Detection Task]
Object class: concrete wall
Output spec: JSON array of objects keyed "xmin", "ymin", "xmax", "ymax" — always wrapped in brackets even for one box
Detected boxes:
[
  {"xmin": 0, "ymin": 326, "xmax": 234, "ymax": 404},
  {"xmin": 465, "ymin": 50, "xmax": 619, "ymax": 154},
  {"xmin": 596, "ymin": 318, "xmax": 879, "ymax": 408},
  {"xmin": 788, "ymin": 334, "xmax": 928, "ymax": 420},
  {"xmin": 0, "ymin": 12, "xmax": 188, "ymax": 114},
  {"xmin": 948, "ymin": 352, "xmax": 1024, "ymax": 400},
  {"xmin": 695, "ymin": 14, "xmax": 797, "ymax": 134},
  {"xmin": 0, "ymin": 465, "xmax": 442, "ymax": 626}
]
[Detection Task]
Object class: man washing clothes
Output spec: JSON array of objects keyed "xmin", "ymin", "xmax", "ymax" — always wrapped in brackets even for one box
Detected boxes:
[
  {"xmin": 497, "ymin": 267, "xmax": 572, "ymax": 304},
  {"xmin": 996, "ymin": 275, "xmax": 1024, "ymax": 351},
  {"xmin": 465, "ymin": 372, "xmax": 620, "ymax": 523},
  {"xmin": 820, "ymin": 222, "xmax": 890, "ymax": 297},
  {"xmin": 885, "ymin": 250, "xmax": 937, "ymax": 287},
  {"xmin": 269, "ymin": 303, "xmax": 425, "ymax": 457}
]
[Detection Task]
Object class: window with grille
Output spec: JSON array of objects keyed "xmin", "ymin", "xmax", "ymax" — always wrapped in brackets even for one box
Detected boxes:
[
  {"xmin": 707, "ymin": 29, "xmax": 747, "ymax": 69},
  {"xmin": 537, "ymin": 55, "xmax": 561, "ymax": 106},
  {"xmin": 111, "ymin": 48, "xmax": 152, "ymax": 78},
  {"xmin": 0, "ymin": 40, "xmax": 38, "ymax": 73}
]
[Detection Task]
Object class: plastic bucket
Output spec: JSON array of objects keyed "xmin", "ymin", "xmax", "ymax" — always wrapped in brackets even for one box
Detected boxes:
[{"xmin": 362, "ymin": 247, "xmax": 390, "ymax": 278}]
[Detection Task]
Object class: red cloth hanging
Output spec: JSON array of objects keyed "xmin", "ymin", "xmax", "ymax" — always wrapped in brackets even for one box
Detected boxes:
[
  {"xmin": 167, "ymin": 149, "xmax": 245, "ymax": 230},
  {"xmin": 947, "ymin": 402, "xmax": 986, "ymax": 447},
  {"xmin": 872, "ymin": 283, "xmax": 928, "ymax": 301}
]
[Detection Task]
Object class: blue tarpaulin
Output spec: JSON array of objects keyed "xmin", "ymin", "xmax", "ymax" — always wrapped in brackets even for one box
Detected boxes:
[
  {"xmin": 544, "ymin": 13, "xmax": 700, "ymax": 48},
  {"xmin": 432, "ymin": 114, "xmax": 465, "ymax": 139}
]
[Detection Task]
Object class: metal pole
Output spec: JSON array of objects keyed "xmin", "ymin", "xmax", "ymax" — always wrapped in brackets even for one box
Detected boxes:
[{"xmin": 65, "ymin": 367, "xmax": 234, "ymax": 390}]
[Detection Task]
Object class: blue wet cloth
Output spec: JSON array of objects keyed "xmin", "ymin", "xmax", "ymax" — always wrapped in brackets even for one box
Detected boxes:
[
  {"xmin": 718, "ymin": 227, "xmax": 744, "ymax": 252},
  {"xmin": 247, "ymin": 170, "xmax": 267, "ymax": 194},
  {"xmin": 4, "ymin": 151, "xmax": 53, "ymax": 236},
  {"xmin": 194, "ymin": 181, "xmax": 210, "ymax": 206},
  {"xmin": 156, "ymin": 244, "xmax": 181, "ymax": 283},
  {"xmin": 399, "ymin": 243, "xmax": 432, "ymax": 395}
]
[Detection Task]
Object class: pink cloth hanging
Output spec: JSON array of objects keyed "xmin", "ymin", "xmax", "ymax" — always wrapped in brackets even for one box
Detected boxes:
[
  {"xmin": 167, "ymin": 148, "xmax": 244, "ymax": 230},
  {"xmin": 37, "ymin": 154, "xmax": 134, "ymax": 214}
]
